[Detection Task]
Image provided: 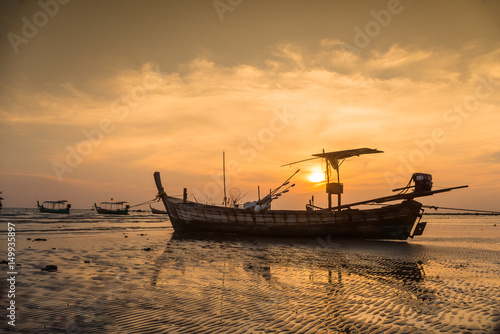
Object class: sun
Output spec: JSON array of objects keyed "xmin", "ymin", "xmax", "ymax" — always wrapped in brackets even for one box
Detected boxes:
[{"xmin": 308, "ymin": 170, "xmax": 325, "ymax": 183}]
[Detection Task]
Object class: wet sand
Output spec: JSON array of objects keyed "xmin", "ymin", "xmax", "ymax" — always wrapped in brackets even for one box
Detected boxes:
[{"xmin": 1, "ymin": 223, "xmax": 500, "ymax": 333}]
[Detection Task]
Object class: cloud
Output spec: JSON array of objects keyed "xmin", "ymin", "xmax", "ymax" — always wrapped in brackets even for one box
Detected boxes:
[
  {"xmin": 1, "ymin": 40, "xmax": 499, "ymax": 207},
  {"xmin": 480, "ymin": 151, "xmax": 500, "ymax": 164}
]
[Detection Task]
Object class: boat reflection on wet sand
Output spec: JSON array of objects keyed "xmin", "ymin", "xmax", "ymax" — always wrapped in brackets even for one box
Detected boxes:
[
  {"xmin": 153, "ymin": 232, "xmax": 426, "ymax": 283},
  {"xmin": 147, "ymin": 233, "xmax": 444, "ymax": 333}
]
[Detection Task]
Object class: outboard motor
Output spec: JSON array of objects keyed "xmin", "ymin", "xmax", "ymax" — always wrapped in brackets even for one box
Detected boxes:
[{"xmin": 412, "ymin": 173, "xmax": 433, "ymax": 192}]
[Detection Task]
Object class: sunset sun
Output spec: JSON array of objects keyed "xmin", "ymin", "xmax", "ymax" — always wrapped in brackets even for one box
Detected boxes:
[{"xmin": 308, "ymin": 170, "xmax": 325, "ymax": 183}]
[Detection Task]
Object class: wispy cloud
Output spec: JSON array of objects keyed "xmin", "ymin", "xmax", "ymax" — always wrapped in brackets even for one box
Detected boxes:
[{"xmin": 1, "ymin": 41, "xmax": 499, "ymax": 207}]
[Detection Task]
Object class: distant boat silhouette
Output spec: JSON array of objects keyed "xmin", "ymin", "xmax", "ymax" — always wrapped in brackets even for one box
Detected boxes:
[
  {"xmin": 94, "ymin": 201, "xmax": 129, "ymax": 215},
  {"xmin": 37, "ymin": 200, "xmax": 71, "ymax": 214}
]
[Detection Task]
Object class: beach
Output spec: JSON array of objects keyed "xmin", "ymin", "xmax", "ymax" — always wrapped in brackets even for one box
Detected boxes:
[{"xmin": 1, "ymin": 209, "xmax": 499, "ymax": 333}]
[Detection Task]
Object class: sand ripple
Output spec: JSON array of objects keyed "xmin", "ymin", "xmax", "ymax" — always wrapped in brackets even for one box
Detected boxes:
[{"xmin": 1, "ymin": 231, "xmax": 499, "ymax": 333}]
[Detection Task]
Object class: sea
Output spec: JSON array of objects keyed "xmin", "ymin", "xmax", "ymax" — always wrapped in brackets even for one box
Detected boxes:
[
  {"xmin": 1, "ymin": 208, "xmax": 499, "ymax": 240},
  {"xmin": 0, "ymin": 207, "xmax": 168, "ymax": 234},
  {"xmin": 1, "ymin": 208, "xmax": 499, "ymax": 333}
]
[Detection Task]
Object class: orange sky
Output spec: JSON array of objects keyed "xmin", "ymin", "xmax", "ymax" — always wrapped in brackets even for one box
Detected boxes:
[{"xmin": 1, "ymin": 0, "xmax": 499, "ymax": 210}]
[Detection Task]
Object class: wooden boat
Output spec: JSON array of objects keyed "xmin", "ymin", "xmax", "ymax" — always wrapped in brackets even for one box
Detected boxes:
[
  {"xmin": 94, "ymin": 201, "xmax": 129, "ymax": 215},
  {"xmin": 150, "ymin": 204, "xmax": 168, "ymax": 214},
  {"xmin": 154, "ymin": 148, "xmax": 467, "ymax": 240},
  {"xmin": 37, "ymin": 200, "xmax": 71, "ymax": 214}
]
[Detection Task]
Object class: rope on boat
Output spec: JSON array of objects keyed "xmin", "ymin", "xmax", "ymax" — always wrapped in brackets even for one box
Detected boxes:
[
  {"xmin": 421, "ymin": 205, "xmax": 500, "ymax": 215},
  {"xmin": 129, "ymin": 198, "xmax": 159, "ymax": 208}
]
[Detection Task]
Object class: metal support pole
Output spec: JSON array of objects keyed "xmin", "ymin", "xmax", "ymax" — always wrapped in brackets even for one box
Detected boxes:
[
  {"xmin": 223, "ymin": 151, "xmax": 227, "ymax": 207},
  {"xmin": 336, "ymin": 162, "xmax": 341, "ymax": 212},
  {"xmin": 327, "ymin": 160, "xmax": 332, "ymax": 209}
]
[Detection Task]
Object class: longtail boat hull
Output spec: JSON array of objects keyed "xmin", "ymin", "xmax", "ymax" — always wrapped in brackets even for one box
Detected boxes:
[
  {"xmin": 94, "ymin": 207, "xmax": 129, "ymax": 215},
  {"xmin": 150, "ymin": 204, "xmax": 168, "ymax": 214},
  {"xmin": 38, "ymin": 207, "xmax": 70, "ymax": 214},
  {"xmin": 161, "ymin": 196, "xmax": 423, "ymax": 240}
]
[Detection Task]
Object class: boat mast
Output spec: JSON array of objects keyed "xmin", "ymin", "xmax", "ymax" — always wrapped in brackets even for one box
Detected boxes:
[
  {"xmin": 324, "ymin": 149, "xmax": 332, "ymax": 209},
  {"xmin": 334, "ymin": 158, "xmax": 341, "ymax": 211},
  {"xmin": 223, "ymin": 151, "xmax": 227, "ymax": 207},
  {"xmin": 326, "ymin": 156, "xmax": 342, "ymax": 211}
]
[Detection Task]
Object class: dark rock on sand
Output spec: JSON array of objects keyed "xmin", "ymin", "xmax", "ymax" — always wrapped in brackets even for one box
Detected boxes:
[
  {"xmin": 33, "ymin": 238, "xmax": 47, "ymax": 242},
  {"xmin": 41, "ymin": 265, "xmax": 58, "ymax": 272}
]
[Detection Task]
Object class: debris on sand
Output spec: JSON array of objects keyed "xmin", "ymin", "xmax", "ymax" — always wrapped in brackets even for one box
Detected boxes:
[{"xmin": 41, "ymin": 265, "xmax": 58, "ymax": 272}]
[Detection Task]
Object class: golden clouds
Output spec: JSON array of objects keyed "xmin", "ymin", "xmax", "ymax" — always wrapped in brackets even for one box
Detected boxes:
[{"xmin": 1, "ymin": 41, "xmax": 499, "ymax": 208}]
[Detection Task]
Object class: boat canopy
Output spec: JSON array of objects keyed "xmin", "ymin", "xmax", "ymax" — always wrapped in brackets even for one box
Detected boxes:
[
  {"xmin": 282, "ymin": 147, "xmax": 383, "ymax": 167},
  {"xmin": 282, "ymin": 147, "xmax": 384, "ymax": 210},
  {"xmin": 312, "ymin": 148, "xmax": 383, "ymax": 160},
  {"xmin": 99, "ymin": 201, "xmax": 128, "ymax": 205},
  {"xmin": 43, "ymin": 200, "xmax": 68, "ymax": 204}
]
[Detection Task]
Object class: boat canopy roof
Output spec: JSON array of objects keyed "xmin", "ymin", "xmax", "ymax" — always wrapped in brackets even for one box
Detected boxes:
[
  {"xmin": 282, "ymin": 147, "xmax": 383, "ymax": 167},
  {"xmin": 312, "ymin": 148, "xmax": 383, "ymax": 160},
  {"xmin": 100, "ymin": 201, "xmax": 128, "ymax": 204},
  {"xmin": 43, "ymin": 200, "xmax": 68, "ymax": 204}
]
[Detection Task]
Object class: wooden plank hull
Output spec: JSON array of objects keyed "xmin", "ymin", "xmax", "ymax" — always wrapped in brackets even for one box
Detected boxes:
[{"xmin": 162, "ymin": 197, "xmax": 423, "ymax": 240}]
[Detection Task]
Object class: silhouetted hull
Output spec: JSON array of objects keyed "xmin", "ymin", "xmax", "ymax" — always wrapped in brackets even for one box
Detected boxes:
[
  {"xmin": 95, "ymin": 208, "xmax": 128, "ymax": 215},
  {"xmin": 150, "ymin": 204, "xmax": 168, "ymax": 214},
  {"xmin": 38, "ymin": 206, "xmax": 70, "ymax": 214},
  {"xmin": 161, "ymin": 197, "xmax": 423, "ymax": 240},
  {"xmin": 94, "ymin": 205, "xmax": 129, "ymax": 215}
]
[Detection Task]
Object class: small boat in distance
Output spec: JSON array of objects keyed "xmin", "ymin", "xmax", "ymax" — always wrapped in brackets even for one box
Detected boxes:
[
  {"xmin": 94, "ymin": 201, "xmax": 130, "ymax": 215},
  {"xmin": 0, "ymin": 191, "xmax": 3, "ymax": 213},
  {"xmin": 154, "ymin": 148, "xmax": 468, "ymax": 240},
  {"xmin": 150, "ymin": 204, "xmax": 168, "ymax": 214},
  {"xmin": 37, "ymin": 200, "xmax": 71, "ymax": 214}
]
